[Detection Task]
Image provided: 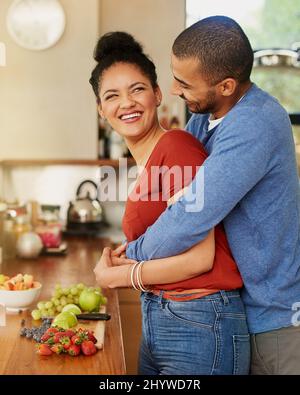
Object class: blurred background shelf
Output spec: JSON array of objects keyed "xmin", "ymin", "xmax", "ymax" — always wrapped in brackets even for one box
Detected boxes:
[{"xmin": 1, "ymin": 158, "xmax": 135, "ymax": 167}]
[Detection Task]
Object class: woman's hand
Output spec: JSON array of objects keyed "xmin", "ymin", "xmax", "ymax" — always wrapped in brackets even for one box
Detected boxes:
[
  {"xmin": 94, "ymin": 247, "xmax": 135, "ymax": 288},
  {"xmin": 94, "ymin": 247, "xmax": 113, "ymax": 287},
  {"xmin": 111, "ymin": 243, "xmax": 137, "ymax": 266}
]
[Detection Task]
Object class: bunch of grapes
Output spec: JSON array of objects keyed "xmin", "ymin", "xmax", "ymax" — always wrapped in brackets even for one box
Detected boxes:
[{"xmin": 31, "ymin": 283, "xmax": 106, "ymax": 320}]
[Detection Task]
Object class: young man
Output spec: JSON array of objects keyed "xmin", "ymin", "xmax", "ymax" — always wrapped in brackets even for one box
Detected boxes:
[{"xmin": 125, "ymin": 16, "xmax": 300, "ymax": 374}]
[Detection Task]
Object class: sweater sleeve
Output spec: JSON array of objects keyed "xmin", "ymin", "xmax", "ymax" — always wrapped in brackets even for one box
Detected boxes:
[{"xmin": 126, "ymin": 110, "xmax": 273, "ymax": 260}]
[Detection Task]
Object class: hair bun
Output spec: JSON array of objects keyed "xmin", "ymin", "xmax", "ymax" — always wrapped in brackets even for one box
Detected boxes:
[{"xmin": 94, "ymin": 31, "xmax": 143, "ymax": 62}]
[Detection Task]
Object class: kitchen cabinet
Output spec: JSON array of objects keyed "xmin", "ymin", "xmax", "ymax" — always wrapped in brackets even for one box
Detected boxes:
[
  {"xmin": 118, "ymin": 288, "xmax": 142, "ymax": 375},
  {"xmin": 0, "ymin": 236, "xmax": 126, "ymax": 375}
]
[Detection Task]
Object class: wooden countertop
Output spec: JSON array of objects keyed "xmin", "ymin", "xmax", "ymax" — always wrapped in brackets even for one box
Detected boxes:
[{"xmin": 0, "ymin": 237, "xmax": 126, "ymax": 375}]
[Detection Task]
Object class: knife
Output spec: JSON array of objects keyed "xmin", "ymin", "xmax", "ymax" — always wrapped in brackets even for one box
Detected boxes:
[{"xmin": 77, "ymin": 313, "xmax": 111, "ymax": 321}]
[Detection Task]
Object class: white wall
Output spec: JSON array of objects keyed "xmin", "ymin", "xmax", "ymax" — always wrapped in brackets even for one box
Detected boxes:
[
  {"xmin": 99, "ymin": 0, "xmax": 186, "ymax": 125},
  {"xmin": 0, "ymin": 0, "xmax": 99, "ymax": 160},
  {"xmin": 0, "ymin": 0, "xmax": 187, "ymax": 226}
]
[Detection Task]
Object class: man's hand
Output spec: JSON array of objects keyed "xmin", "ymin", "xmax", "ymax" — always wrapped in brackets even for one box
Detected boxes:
[{"xmin": 111, "ymin": 243, "xmax": 137, "ymax": 266}]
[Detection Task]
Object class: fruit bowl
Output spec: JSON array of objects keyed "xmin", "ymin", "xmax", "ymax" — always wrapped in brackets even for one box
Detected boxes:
[{"xmin": 0, "ymin": 282, "xmax": 42, "ymax": 310}]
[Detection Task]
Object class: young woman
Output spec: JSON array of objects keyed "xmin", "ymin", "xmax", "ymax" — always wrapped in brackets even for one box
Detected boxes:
[{"xmin": 90, "ymin": 32, "xmax": 250, "ymax": 375}]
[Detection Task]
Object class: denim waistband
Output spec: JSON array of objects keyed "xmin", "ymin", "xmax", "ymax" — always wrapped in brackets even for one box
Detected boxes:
[{"xmin": 142, "ymin": 289, "xmax": 241, "ymax": 304}]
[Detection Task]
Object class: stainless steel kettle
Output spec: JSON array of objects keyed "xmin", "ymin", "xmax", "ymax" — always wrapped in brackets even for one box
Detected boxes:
[{"xmin": 67, "ymin": 180, "xmax": 103, "ymax": 228}]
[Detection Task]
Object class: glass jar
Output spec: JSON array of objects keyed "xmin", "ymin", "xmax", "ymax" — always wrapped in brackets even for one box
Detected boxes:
[
  {"xmin": 0, "ymin": 202, "xmax": 7, "ymax": 264},
  {"xmin": 35, "ymin": 205, "xmax": 62, "ymax": 248},
  {"xmin": 3, "ymin": 210, "xmax": 17, "ymax": 260},
  {"xmin": 3, "ymin": 204, "xmax": 31, "ymax": 260}
]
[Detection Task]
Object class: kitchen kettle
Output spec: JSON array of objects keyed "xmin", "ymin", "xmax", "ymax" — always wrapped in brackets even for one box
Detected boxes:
[{"xmin": 67, "ymin": 180, "xmax": 104, "ymax": 232}]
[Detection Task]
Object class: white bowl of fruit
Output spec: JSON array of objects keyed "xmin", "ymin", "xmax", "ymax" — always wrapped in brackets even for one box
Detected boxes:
[{"xmin": 0, "ymin": 273, "xmax": 42, "ymax": 310}]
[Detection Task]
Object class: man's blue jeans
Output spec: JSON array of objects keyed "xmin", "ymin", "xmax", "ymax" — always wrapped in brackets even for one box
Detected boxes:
[{"xmin": 138, "ymin": 290, "xmax": 250, "ymax": 375}]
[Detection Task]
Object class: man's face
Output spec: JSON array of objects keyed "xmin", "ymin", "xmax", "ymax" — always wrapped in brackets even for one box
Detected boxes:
[{"xmin": 171, "ymin": 53, "xmax": 219, "ymax": 114}]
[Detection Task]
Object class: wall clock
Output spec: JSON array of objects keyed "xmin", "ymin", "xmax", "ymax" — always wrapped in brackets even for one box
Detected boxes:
[{"xmin": 6, "ymin": 0, "xmax": 66, "ymax": 51}]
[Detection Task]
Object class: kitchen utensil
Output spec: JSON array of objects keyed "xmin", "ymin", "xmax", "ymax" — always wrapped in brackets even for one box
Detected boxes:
[
  {"xmin": 67, "ymin": 180, "xmax": 104, "ymax": 233},
  {"xmin": 77, "ymin": 312, "xmax": 111, "ymax": 321},
  {"xmin": 93, "ymin": 305, "xmax": 107, "ymax": 350}
]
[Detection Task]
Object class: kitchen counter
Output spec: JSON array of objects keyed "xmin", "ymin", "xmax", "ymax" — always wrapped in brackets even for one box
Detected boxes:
[{"xmin": 0, "ymin": 237, "xmax": 126, "ymax": 375}]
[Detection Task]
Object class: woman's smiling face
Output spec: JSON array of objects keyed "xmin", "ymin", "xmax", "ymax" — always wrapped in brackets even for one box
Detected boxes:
[{"xmin": 98, "ymin": 62, "xmax": 162, "ymax": 139}]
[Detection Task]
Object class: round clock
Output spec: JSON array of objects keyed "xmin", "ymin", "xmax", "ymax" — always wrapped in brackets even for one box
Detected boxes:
[{"xmin": 6, "ymin": 0, "xmax": 66, "ymax": 51}]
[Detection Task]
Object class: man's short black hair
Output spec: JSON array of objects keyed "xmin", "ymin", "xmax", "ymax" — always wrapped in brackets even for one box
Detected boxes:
[{"xmin": 172, "ymin": 15, "xmax": 254, "ymax": 85}]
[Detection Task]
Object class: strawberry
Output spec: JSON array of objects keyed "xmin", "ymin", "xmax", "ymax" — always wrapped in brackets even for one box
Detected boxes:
[
  {"xmin": 46, "ymin": 337, "xmax": 55, "ymax": 345},
  {"xmin": 86, "ymin": 331, "xmax": 97, "ymax": 344},
  {"xmin": 60, "ymin": 336, "xmax": 71, "ymax": 350},
  {"xmin": 45, "ymin": 327, "xmax": 59, "ymax": 335},
  {"xmin": 71, "ymin": 335, "xmax": 83, "ymax": 345},
  {"xmin": 41, "ymin": 332, "xmax": 53, "ymax": 343},
  {"xmin": 77, "ymin": 330, "xmax": 97, "ymax": 343},
  {"xmin": 36, "ymin": 343, "xmax": 52, "ymax": 356},
  {"xmin": 64, "ymin": 330, "xmax": 76, "ymax": 338},
  {"xmin": 53, "ymin": 332, "xmax": 66, "ymax": 343},
  {"xmin": 51, "ymin": 344, "xmax": 64, "ymax": 355},
  {"xmin": 81, "ymin": 340, "xmax": 97, "ymax": 356},
  {"xmin": 68, "ymin": 344, "xmax": 81, "ymax": 356}
]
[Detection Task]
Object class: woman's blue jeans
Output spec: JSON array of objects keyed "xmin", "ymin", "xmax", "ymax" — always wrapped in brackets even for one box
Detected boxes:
[{"xmin": 138, "ymin": 290, "xmax": 250, "ymax": 375}]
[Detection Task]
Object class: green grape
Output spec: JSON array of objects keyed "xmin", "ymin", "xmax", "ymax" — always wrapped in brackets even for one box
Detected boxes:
[
  {"xmin": 73, "ymin": 296, "xmax": 79, "ymax": 305},
  {"xmin": 45, "ymin": 301, "xmax": 53, "ymax": 309},
  {"xmin": 70, "ymin": 287, "xmax": 78, "ymax": 296},
  {"xmin": 55, "ymin": 283, "xmax": 62, "ymax": 290},
  {"xmin": 54, "ymin": 290, "xmax": 62, "ymax": 298},
  {"xmin": 53, "ymin": 299, "xmax": 60, "ymax": 306},
  {"xmin": 31, "ymin": 309, "xmax": 41, "ymax": 320},
  {"xmin": 95, "ymin": 287, "xmax": 101, "ymax": 293},
  {"xmin": 88, "ymin": 287, "xmax": 95, "ymax": 292},
  {"xmin": 56, "ymin": 305, "xmax": 63, "ymax": 312},
  {"xmin": 77, "ymin": 283, "xmax": 85, "ymax": 290},
  {"xmin": 67, "ymin": 296, "xmax": 73, "ymax": 304},
  {"xmin": 100, "ymin": 296, "xmax": 107, "ymax": 305},
  {"xmin": 51, "ymin": 297, "xmax": 56, "ymax": 303},
  {"xmin": 62, "ymin": 288, "xmax": 69, "ymax": 295},
  {"xmin": 42, "ymin": 309, "xmax": 51, "ymax": 317},
  {"xmin": 37, "ymin": 301, "xmax": 46, "ymax": 310},
  {"xmin": 47, "ymin": 308, "xmax": 55, "ymax": 317},
  {"xmin": 60, "ymin": 297, "xmax": 67, "ymax": 306}
]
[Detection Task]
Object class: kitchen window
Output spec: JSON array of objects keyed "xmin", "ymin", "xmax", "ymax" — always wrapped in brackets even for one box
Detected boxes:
[{"xmin": 186, "ymin": 0, "xmax": 300, "ymax": 149}]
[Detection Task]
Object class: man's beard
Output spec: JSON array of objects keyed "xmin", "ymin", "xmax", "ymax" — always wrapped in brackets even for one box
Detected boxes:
[{"xmin": 181, "ymin": 89, "xmax": 216, "ymax": 114}]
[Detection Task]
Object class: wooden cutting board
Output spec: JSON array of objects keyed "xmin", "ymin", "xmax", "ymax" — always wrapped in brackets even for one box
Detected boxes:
[{"xmin": 76, "ymin": 305, "xmax": 107, "ymax": 349}]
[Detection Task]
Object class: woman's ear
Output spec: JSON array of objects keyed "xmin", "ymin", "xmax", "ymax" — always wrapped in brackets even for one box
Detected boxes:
[
  {"xmin": 155, "ymin": 86, "xmax": 163, "ymax": 107},
  {"xmin": 98, "ymin": 104, "xmax": 105, "ymax": 119}
]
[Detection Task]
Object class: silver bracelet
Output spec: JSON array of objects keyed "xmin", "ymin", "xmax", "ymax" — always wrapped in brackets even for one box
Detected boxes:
[
  {"xmin": 136, "ymin": 260, "xmax": 149, "ymax": 292},
  {"xmin": 130, "ymin": 261, "xmax": 140, "ymax": 291}
]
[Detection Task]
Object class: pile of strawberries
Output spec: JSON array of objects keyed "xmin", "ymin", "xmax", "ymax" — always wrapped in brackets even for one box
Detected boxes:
[{"xmin": 36, "ymin": 327, "xmax": 98, "ymax": 357}]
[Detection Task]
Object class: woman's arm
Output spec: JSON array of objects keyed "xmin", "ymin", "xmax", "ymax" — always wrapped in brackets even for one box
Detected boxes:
[
  {"xmin": 94, "ymin": 229, "xmax": 215, "ymax": 289},
  {"xmin": 142, "ymin": 228, "xmax": 214, "ymax": 285}
]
